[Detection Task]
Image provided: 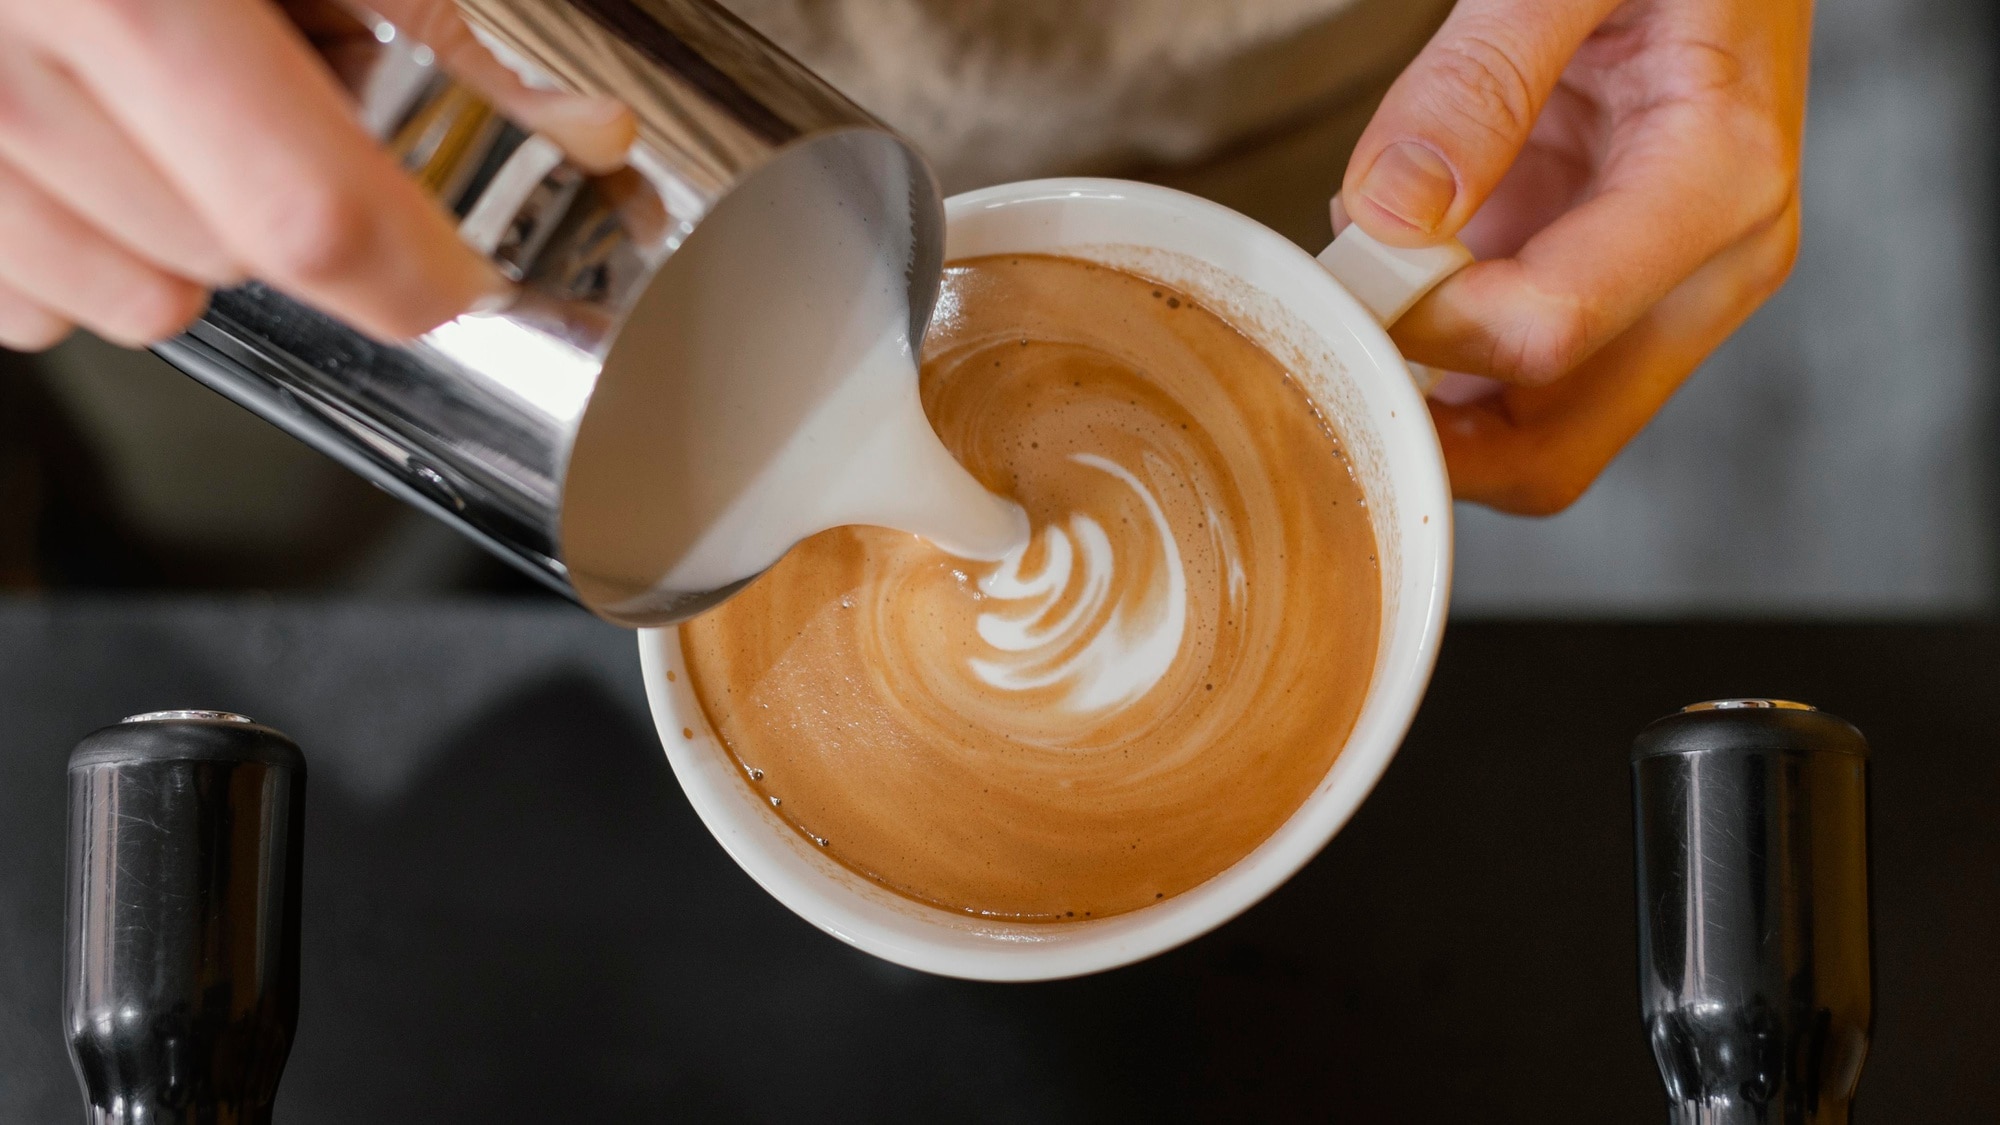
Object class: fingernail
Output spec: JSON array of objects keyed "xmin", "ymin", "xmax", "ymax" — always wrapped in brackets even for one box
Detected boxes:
[
  {"xmin": 1329, "ymin": 193, "xmax": 1352, "ymax": 234},
  {"xmin": 1358, "ymin": 141, "xmax": 1456, "ymax": 236}
]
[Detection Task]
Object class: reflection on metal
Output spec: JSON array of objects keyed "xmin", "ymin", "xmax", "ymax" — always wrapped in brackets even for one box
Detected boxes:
[
  {"xmin": 120, "ymin": 710, "xmax": 256, "ymax": 725},
  {"xmin": 1632, "ymin": 704, "xmax": 1872, "ymax": 1124},
  {"xmin": 152, "ymin": 0, "xmax": 943, "ymax": 625},
  {"xmin": 1681, "ymin": 699, "xmax": 1818, "ymax": 712}
]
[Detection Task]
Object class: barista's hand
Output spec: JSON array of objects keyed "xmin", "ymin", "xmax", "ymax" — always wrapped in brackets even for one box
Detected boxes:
[
  {"xmin": 1334, "ymin": 0, "xmax": 1810, "ymax": 514},
  {"xmin": 0, "ymin": 0, "xmax": 633, "ymax": 351}
]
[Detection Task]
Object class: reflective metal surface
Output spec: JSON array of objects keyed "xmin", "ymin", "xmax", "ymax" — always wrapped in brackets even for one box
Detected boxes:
[
  {"xmin": 1682, "ymin": 699, "xmax": 1818, "ymax": 713},
  {"xmin": 1632, "ymin": 705, "xmax": 1872, "ymax": 1125},
  {"xmin": 64, "ymin": 714, "xmax": 306, "ymax": 1125},
  {"xmin": 120, "ymin": 709, "xmax": 254, "ymax": 725},
  {"xmin": 153, "ymin": 0, "xmax": 943, "ymax": 625}
]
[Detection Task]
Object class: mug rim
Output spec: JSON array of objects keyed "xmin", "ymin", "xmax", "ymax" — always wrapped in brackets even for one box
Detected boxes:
[{"xmin": 639, "ymin": 176, "xmax": 1452, "ymax": 980}]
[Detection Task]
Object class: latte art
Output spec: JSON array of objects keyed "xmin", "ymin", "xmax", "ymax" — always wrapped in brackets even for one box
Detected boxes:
[
  {"xmin": 970, "ymin": 452, "xmax": 1190, "ymax": 713},
  {"xmin": 683, "ymin": 254, "xmax": 1381, "ymax": 922}
]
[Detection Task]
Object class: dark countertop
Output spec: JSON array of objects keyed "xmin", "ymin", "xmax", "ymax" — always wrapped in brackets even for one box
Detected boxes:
[{"xmin": 0, "ymin": 599, "xmax": 1992, "ymax": 1122}]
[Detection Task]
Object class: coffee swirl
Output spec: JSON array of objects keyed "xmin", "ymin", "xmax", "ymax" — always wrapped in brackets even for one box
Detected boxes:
[
  {"xmin": 682, "ymin": 254, "xmax": 1380, "ymax": 922},
  {"xmin": 971, "ymin": 452, "xmax": 1187, "ymax": 712}
]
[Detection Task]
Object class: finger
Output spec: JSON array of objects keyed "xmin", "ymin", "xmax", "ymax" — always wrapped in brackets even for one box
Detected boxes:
[
  {"xmin": 0, "ymin": 277, "xmax": 72, "ymax": 352},
  {"xmin": 1393, "ymin": 103, "xmax": 1797, "ymax": 386},
  {"xmin": 0, "ymin": 44, "xmax": 240, "ymax": 286},
  {"xmin": 1341, "ymin": 0, "xmax": 1620, "ymax": 247},
  {"xmin": 0, "ymin": 159, "xmax": 207, "ymax": 348},
  {"xmin": 1432, "ymin": 203, "xmax": 1801, "ymax": 515},
  {"xmin": 364, "ymin": 0, "xmax": 635, "ymax": 172},
  {"xmin": 24, "ymin": 0, "xmax": 507, "ymax": 341}
]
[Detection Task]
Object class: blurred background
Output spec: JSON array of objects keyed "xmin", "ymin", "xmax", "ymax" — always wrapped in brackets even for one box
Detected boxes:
[{"xmin": 0, "ymin": 0, "xmax": 1989, "ymax": 617}]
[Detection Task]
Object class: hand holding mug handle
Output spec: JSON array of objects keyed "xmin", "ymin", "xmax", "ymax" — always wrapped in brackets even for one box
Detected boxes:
[{"xmin": 1316, "ymin": 227, "xmax": 1471, "ymax": 395}]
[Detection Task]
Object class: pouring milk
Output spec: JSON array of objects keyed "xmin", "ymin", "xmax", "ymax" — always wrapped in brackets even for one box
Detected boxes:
[{"xmin": 560, "ymin": 143, "xmax": 1028, "ymax": 615}]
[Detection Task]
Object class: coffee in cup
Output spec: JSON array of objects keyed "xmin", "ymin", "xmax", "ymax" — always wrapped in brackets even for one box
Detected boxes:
[
  {"xmin": 680, "ymin": 252, "xmax": 1381, "ymax": 922},
  {"xmin": 643, "ymin": 178, "xmax": 1459, "ymax": 981}
]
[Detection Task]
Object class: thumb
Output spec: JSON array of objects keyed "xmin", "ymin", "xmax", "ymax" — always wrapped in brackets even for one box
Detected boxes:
[{"xmin": 1341, "ymin": 0, "xmax": 1616, "ymax": 248}]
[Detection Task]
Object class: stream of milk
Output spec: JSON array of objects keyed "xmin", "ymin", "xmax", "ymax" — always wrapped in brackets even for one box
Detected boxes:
[
  {"xmin": 652, "ymin": 322, "xmax": 1028, "ymax": 595},
  {"xmin": 579, "ymin": 139, "xmax": 1195, "ymax": 716},
  {"xmin": 562, "ymin": 137, "xmax": 1027, "ymax": 612}
]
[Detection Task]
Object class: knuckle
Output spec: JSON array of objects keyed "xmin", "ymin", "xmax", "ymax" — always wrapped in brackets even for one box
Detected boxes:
[
  {"xmin": 1715, "ymin": 108, "xmax": 1799, "ymax": 226},
  {"xmin": 1667, "ymin": 40, "xmax": 1746, "ymax": 94},
  {"xmin": 1424, "ymin": 29, "xmax": 1539, "ymax": 145},
  {"xmin": 1488, "ymin": 300, "xmax": 1592, "ymax": 386},
  {"xmin": 1771, "ymin": 210, "xmax": 1802, "ymax": 272},
  {"xmin": 1746, "ymin": 151, "xmax": 1798, "ymax": 229},
  {"xmin": 251, "ymin": 184, "xmax": 372, "ymax": 287},
  {"xmin": 1753, "ymin": 208, "xmax": 1803, "ymax": 296},
  {"xmin": 1503, "ymin": 469, "xmax": 1593, "ymax": 517},
  {"xmin": 1750, "ymin": 171, "xmax": 1797, "ymax": 232}
]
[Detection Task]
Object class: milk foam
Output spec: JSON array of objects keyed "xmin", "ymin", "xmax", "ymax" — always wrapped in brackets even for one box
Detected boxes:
[
  {"xmin": 970, "ymin": 453, "xmax": 1186, "ymax": 713},
  {"xmin": 563, "ymin": 137, "xmax": 1026, "ymax": 615}
]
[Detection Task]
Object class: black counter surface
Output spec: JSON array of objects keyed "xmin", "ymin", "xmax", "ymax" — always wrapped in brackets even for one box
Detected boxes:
[{"xmin": 0, "ymin": 599, "xmax": 1992, "ymax": 1122}]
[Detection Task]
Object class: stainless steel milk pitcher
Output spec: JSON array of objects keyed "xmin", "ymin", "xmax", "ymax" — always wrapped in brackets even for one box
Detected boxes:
[{"xmin": 153, "ymin": 0, "xmax": 944, "ymax": 625}]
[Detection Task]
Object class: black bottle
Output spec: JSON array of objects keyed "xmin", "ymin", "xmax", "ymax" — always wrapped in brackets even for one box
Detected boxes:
[
  {"xmin": 1632, "ymin": 699, "xmax": 1872, "ymax": 1125},
  {"xmin": 64, "ymin": 711, "xmax": 306, "ymax": 1125}
]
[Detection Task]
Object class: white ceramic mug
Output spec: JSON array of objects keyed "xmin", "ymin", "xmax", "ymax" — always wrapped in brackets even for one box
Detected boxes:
[{"xmin": 639, "ymin": 178, "xmax": 1462, "ymax": 981}]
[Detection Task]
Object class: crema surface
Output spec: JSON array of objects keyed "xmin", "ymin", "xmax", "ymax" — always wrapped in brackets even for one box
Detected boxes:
[{"xmin": 682, "ymin": 255, "xmax": 1380, "ymax": 921}]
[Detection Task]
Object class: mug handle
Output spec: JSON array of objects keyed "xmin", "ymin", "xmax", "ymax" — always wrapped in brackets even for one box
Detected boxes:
[{"xmin": 1316, "ymin": 225, "xmax": 1472, "ymax": 394}]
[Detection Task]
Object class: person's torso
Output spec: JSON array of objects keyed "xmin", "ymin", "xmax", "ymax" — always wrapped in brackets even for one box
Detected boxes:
[{"xmin": 720, "ymin": 0, "xmax": 1448, "ymax": 191}]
